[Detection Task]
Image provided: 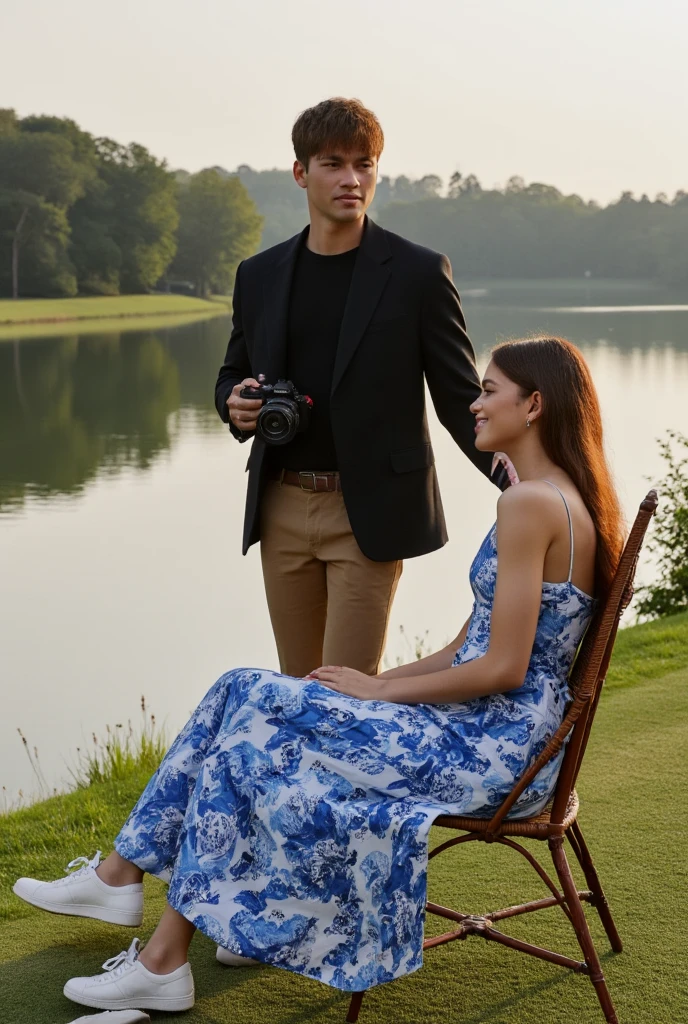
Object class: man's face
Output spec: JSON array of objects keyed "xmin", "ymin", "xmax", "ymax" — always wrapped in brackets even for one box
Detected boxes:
[{"xmin": 294, "ymin": 150, "xmax": 378, "ymax": 224}]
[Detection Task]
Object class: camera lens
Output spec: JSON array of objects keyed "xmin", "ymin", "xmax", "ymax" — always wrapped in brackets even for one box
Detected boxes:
[{"xmin": 257, "ymin": 399, "xmax": 298, "ymax": 445}]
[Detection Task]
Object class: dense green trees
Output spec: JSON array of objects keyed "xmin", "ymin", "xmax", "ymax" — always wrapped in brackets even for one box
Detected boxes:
[
  {"xmin": 0, "ymin": 112, "xmax": 93, "ymax": 297},
  {"xmin": 70, "ymin": 139, "xmax": 179, "ymax": 295},
  {"xmin": 376, "ymin": 174, "xmax": 687, "ymax": 285},
  {"xmin": 235, "ymin": 166, "xmax": 307, "ymax": 251},
  {"xmin": 2, "ymin": 107, "xmax": 686, "ymax": 296},
  {"xmin": 0, "ymin": 112, "xmax": 260, "ymax": 299},
  {"xmin": 171, "ymin": 169, "xmax": 262, "ymax": 296},
  {"xmin": 233, "ymin": 165, "xmax": 688, "ymax": 287}
]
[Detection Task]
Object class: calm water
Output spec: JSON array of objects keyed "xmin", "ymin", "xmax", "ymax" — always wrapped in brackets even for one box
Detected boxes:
[{"xmin": 2, "ymin": 283, "xmax": 687, "ymax": 800}]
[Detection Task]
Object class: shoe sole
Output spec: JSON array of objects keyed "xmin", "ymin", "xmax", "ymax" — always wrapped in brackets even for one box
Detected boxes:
[
  {"xmin": 63, "ymin": 982, "xmax": 194, "ymax": 1012},
  {"xmin": 12, "ymin": 882, "xmax": 143, "ymax": 927}
]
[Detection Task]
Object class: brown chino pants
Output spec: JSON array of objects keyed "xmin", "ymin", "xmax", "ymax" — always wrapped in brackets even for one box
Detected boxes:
[{"xmin": 259, "ymin": 479, "xmax": 403, "ymax": 678}]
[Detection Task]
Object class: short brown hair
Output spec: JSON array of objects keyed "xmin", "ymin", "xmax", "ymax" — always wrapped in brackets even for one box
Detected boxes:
[{"xmin": 292, "ymin": 98, "xmax": 384, "ymax": 168}]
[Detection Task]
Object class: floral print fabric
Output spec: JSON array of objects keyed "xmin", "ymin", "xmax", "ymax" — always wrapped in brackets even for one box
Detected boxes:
[{"xmin": 115, "ymin": 523, "xmax": 594, "ymax": 991}]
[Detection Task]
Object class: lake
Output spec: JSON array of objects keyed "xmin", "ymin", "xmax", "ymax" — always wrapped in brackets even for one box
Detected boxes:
[{"xmin": 2, "ymin": 281, "xmax": 687, "ymax": 801}]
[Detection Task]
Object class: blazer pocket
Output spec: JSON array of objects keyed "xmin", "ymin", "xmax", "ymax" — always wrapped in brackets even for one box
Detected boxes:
[{"xmin": 390, "ymin": 443, "xmax": 435, "ymax": 474}]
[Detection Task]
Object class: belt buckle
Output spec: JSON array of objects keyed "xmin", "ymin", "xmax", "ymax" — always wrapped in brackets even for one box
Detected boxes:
[
  {"xmin": 298, "ymin": 471, "xmax": 316, "ymax": 491},
  {"xmin": 299, "ymin": 472, "xmax": 332, "ymax": 492}
]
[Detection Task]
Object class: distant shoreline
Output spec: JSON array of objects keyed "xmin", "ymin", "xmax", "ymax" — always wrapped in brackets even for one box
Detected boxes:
[{"xmin": 0, "ymin": 294, "xmax": 230, "ymax": 331}]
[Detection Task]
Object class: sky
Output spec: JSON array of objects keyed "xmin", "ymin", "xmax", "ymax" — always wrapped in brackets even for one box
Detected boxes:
[{"xmin": 3, "ymin": 0, "xmax": 687, "ymax": 204}]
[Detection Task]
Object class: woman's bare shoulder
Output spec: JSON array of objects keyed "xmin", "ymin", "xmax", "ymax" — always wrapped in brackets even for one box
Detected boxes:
[
  {"xmin": 495, "ymin": 481, "xmax": 564, "ymax": 555},
  {"xmin": 497, "ymin": 479, "xmax": 565, "ymax": 519}
]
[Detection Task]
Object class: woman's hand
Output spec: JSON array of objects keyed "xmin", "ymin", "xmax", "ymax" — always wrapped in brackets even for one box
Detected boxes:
[{"xmin": 307, "ymin": 665, "xmax": 383, "ymax": 701}]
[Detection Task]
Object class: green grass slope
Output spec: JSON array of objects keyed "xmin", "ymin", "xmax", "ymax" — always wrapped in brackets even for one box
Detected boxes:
[
  {"xmin": 0, "ymin": 295, "xmax": 230, "ymax": 327},
  {"xmin": 1, "ymin": 615, "xmax": 687, "ymax": 1023}
]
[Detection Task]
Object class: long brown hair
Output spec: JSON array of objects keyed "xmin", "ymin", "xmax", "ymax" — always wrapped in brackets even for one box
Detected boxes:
[{"xmin": 492, "ymin": 336, "xmax": 624, "ymax": 597}]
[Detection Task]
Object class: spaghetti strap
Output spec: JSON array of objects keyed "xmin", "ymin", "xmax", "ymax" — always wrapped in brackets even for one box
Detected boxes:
[{"xmin": 542, "ymin": 480, "xmax": 574, "ymax": 582}]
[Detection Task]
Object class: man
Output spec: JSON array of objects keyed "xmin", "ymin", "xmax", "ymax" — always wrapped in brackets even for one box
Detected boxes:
[{"xmin": 215, "ymin": 97, "xmax": 502, "ymax": 678}]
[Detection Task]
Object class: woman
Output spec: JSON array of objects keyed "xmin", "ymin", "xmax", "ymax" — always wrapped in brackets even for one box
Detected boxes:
[{"xmin": 14, "ymin": 337, "xmax": 623, "ymax": 1014}]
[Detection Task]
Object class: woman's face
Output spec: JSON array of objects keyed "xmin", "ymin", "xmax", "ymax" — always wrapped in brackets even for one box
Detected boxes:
[{"xmin": 470, "ymin": 360, "xmax": 534, "ymax": 452}]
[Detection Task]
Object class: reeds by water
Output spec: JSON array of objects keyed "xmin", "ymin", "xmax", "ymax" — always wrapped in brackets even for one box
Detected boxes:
[
  {"xmin": 4, "ymin": 697, "xmax": 167, "ymax": 812},
  {"xmin": 69, "ymin": 697, "xmax": 168, "ymax": 788}
]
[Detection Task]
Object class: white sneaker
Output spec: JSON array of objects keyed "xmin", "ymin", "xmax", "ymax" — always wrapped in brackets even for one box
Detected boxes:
[
  {"xmin": 13, "ymin": 851, "xmax": 143, "ymax": 927},
  {"xmin": 63, "ymin": 938, "xmax": 195, "ymax": 1012},
  {"xmin": 66, "ymin": 1012, "xmax": 151, "ymax": 1023},
  {"xmin": 215, "ymin": 945, "xmax": 260, "ymax": 967}
]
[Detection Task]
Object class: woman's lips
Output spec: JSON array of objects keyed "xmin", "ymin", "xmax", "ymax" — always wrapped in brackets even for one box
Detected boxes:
[{"xmin": 474, "ymin": 418, "xmax": 488, "ymax": 433}]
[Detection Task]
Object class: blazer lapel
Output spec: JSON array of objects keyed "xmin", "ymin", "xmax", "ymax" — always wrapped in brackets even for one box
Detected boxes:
[
  {"xmin": 331, "ymin": 218, "xmax": 392, "ymax": 395},
  {"xmin": 256, "ymin": 228, "xmax": 307, "ymax": 381}
]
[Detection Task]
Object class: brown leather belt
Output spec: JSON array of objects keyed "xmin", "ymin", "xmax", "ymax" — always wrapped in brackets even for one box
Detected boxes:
[{"xmin": 269, "ymin": 468, "xmax": 342, "ymax": 492}]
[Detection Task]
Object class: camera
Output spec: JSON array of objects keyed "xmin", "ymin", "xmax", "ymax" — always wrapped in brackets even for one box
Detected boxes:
[{"xmin": 239, "ymin": 379, "xmax": 313, "ymax": 446}]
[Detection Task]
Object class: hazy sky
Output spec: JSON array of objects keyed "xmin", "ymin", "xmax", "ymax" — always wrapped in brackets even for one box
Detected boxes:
[{"xmin": 3, "ymin": 0, "xmax": 686, "ymax": 203}]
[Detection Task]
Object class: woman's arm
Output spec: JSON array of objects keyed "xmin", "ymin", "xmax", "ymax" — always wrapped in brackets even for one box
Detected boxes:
[
  {"xmin": 377, "ymin": 617, "xmax": 470, "ymax": 680},
  {"xmin": 312, "ymin": 484, "xmax": 556, "ymax": 703}
]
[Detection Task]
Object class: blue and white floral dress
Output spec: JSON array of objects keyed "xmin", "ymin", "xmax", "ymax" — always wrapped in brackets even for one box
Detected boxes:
[{"xmin": 115, "ymin": 490, "xmax": 594, "ymax": 992}]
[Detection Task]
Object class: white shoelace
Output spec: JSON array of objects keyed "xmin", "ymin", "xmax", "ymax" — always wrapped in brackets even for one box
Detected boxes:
[
  {"xmin": 50, "ymin": 850, "xmax": 102, "ymax": 887},
  {"xmin": 97, "ymin": 938, "xmax": 142, "ymax": 983}
]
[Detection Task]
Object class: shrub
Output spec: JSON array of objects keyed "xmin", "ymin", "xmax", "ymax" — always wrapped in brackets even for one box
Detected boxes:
[{"xmin": 636, "ymin": 430, "xmax": 688, "ymax": 620}]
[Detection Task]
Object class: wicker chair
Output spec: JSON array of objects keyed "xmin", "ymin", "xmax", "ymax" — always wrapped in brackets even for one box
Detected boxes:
[{"xmin": 347, "ymin": 489, "xmax": 658, "ymax": 1024}]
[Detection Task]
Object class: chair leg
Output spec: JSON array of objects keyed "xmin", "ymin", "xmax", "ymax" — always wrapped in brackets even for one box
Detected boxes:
[
  {"xmin": 565, "ymin": 815, "xmax": 626, "ymax": 950},
  {"xmin": 569, "ymin": 821, "xmax": 623, "ymax": 953},
  {"xmin": 550, "ymin": 837, "xmax": 619, "ymax": 1024},
  {"xmin": 346, "ymin": 992, "xmax": 365, "ymax": 1023}
]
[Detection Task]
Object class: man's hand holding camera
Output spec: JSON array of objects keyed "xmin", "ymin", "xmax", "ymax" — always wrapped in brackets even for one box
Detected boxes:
[
  {"xmin": 228, "ymin": 376, "xmax": 313, "ymax": 445},
  {"xmin": 227, "ymin": 376, "xmax": 264, "ymax": 435}
]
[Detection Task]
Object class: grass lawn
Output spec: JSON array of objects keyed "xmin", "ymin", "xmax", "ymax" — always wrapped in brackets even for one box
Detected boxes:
[
  {"xmin": 1, "ymin": 614, "xmax": 686, "ymax": 1023},
  {"xmin": 0, "ymin": 294, "xmax": 230, "ymax": 328}
]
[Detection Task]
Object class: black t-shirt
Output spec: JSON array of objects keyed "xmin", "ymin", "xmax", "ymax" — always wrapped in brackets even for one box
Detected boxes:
[{"xmin": 275, "ymin": 243, "xmax": 358, "ymax": 471}]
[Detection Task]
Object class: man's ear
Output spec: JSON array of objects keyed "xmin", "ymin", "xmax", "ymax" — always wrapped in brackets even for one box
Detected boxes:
[{"xmin": 293, "ymin": 159, "xmax": 308, "ymax": 190}]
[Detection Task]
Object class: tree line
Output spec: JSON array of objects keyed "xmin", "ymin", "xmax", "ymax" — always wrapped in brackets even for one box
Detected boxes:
[
  {"xmin": 378, "ymin": 172, "xmax": 688, "ymax": 286},
  {"xmin": 2, "ymin": 108, "xmax": 687, "ymax": 297},
  {"xmin": 0, "ymin": 111, "xmax": 262, "ymax": 298},
  {"xmin": 232, "ymin": 165, "xmax": 688, "ymax": 286}
]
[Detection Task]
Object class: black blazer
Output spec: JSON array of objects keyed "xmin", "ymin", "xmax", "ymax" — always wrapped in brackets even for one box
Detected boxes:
[{"xmin": 215, "ymin": 217, "xmax": 501, "ymax": 560}]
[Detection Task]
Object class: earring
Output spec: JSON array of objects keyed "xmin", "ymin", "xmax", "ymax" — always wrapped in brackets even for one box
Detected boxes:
[{"xmin": 526, "ymin": 418, "xmax": 531, "ymax": 428}]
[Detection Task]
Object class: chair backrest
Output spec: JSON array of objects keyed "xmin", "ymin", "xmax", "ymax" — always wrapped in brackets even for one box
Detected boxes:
[{"xmin": 549, "ymin": 489, "xmax": 658, "ymax": 822}]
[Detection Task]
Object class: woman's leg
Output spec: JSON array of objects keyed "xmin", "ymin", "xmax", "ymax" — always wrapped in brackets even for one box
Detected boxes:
[
  {"xmin": 137, "ymin": 905, "xmax": 196, "ymax": 974},
  {"xmin": 96, "ymin": 849, "xmax": 144, "ymax": 887},
  {"xmin": 61, "ymin": 904, "xmax": 197, "ymax": 1011},
  {"xmin": 115, "ymin": 670, "xmax": 243, "ymax": 876}
]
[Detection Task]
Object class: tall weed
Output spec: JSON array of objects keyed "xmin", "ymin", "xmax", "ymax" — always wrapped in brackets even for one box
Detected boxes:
[{"xmin": 69, "ymin": 697, "xmax": 167, "ymax": 788}]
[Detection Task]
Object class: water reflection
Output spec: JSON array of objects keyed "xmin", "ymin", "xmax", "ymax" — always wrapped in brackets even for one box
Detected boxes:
[
  {"xmin": 465, "ymin": 302, "xmax": 688, "ymax": 356},
  {"xmin": 0, "ymin": 317, "xmax": 230, "ymax": 512}
]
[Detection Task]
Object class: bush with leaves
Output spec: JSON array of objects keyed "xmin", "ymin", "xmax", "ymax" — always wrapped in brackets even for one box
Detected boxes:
[{"xmin": 636, "ymin": 431, "xmax": 688, "ymax": 620}]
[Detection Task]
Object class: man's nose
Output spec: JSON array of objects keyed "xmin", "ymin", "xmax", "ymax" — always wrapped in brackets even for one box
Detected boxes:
[{"xmin": 340, "ymin": 166, "xmax": 359, "ymax": 188}]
